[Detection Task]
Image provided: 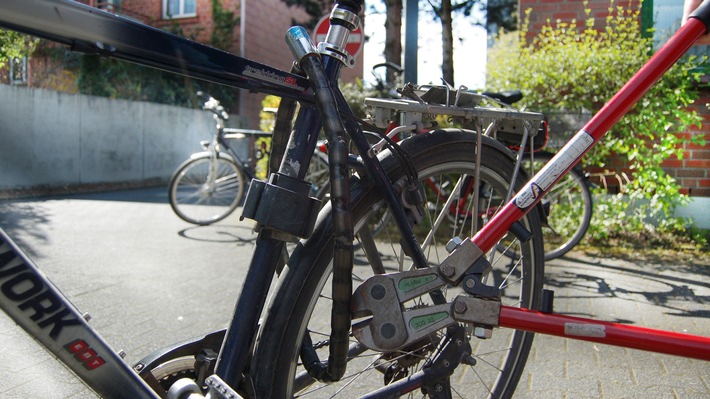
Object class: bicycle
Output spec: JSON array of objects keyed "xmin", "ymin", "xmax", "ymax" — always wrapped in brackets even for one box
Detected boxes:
[
  {"xmin": 0, "ymin": 1, "xmax": 708, "ymax": 399},
  {"xmin": 367, "ymin": 77, "xmax": 594, "ymax": 260},
  {"xmin": 169, "ymin": 91, "xmax": 330, "ymax": 225},
  {"xmin": 522, "ymin": 150, "xmax": 593, "ymax": 260}
]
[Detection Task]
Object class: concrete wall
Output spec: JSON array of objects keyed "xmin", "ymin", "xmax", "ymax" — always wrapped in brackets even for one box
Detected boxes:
[{"xmin": 0, "ymin": 85, "xmax": 246, "ymax": 193}]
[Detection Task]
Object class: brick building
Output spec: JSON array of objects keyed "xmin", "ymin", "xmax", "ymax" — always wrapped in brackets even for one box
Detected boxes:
[
  {"xmin": 519, "ymin": 0, "xmax": 710, "ymax": 198},
  {"xmin": 3, "ymin": 0, "xmax": 363, "ymax": 129}
]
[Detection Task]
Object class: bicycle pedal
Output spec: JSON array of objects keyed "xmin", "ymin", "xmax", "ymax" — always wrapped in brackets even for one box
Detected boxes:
[{"xmin": 205, "ymin": 375, "xmax": 244, "ymax": 399}]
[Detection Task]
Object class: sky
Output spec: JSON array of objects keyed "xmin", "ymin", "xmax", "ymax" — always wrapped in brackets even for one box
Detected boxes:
[{"xmin": 361, "ymin": 4, "xmax": 489, "ymax": 89}]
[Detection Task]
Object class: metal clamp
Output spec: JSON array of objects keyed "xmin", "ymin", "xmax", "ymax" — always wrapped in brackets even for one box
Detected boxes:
[{"xmin": 351, "ymin": 264, "xmax": 502, "ymax": 352}]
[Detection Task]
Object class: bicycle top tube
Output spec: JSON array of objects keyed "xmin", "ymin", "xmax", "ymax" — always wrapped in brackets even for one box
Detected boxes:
[{"xmin": 0, "ymin": 0, "xmax": 312, "ymax": 101}]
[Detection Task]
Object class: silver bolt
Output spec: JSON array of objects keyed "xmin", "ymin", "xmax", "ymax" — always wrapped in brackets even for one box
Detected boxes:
[
  {"xmin": 473, "ymin": 326, "xmax": 492, "ymax": 339},
  {"xmin": 465, "ymin": 278, "xmax": 476, "ymax": 289},
  {"xmin": 454, "ymin": 300, "xmax": 467, "ymax": 314},
  {"xmin": 441, "ymin": 265, "xmax": 456, "ymax": 278},
  {"xmin": 446, "ymin": 237, "xmax": 463, "ymax": 253}
]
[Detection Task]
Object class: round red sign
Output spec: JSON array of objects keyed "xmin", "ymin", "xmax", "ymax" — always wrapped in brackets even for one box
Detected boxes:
[{"xmin": 313, "ymin": 15, "xmax": 364, "ymax": 57}]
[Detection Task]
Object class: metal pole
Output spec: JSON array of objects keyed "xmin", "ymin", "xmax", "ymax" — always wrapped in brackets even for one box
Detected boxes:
[
  {"xmin": 239, "ymin": 0, "xmax": 246, "ymax": 118},
  {"xmin": 404, "ymin": 0, "xmax": 418, "ymax": 84}
]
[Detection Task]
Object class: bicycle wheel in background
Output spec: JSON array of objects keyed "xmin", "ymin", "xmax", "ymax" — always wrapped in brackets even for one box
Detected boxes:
[
  {"xmin": 524, "ymin": 151, "xmax": 593, "ymax": 260},
  {"xmin": 168, "ymin": 153, "xmax": 245, "ymax": 225},
  {"xmin": 303, "ymin": 150, "xmax": 330, "ymax": 200},
  {"xmin": 252, "ymin": 129, "xmax": 545, "ymax": 398}
]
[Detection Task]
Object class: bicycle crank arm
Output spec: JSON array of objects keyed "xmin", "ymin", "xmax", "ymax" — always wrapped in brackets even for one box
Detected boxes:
[{"xmin": 352, "ymin": 268, "xmax": 501, "ymax": 352}]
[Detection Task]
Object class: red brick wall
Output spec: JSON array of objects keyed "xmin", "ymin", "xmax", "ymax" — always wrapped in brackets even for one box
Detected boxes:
[
  {"xmin": 521, "ymin": 0, "xmax": 710, "ymax": 197},
  {"xmin": 519, "ymin": 0, "xmax": 640, "ymax": 40},
  {"xmin": 663, "ymin": 91, "xmax": 710, "ymax": 197},
  {"xmin": 15, "ymin": 0, "xmax": 363, "ymax": 129},
  {"xmin": 240, "ymin": 0, "xmax": 363, "ymax": 128}
]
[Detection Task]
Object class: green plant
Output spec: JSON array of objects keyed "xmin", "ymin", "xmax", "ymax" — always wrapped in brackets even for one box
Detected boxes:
[
  {"xmin": 0, "ymin": 29, "xmax": 38, "ymax": 68},
  {"xmin": 486, "ymin": 0, "xmax": 706, "ymax": 248},
  {"xmin": 211, "ymin": 0, "xmax": 239, "ymax": 52}
]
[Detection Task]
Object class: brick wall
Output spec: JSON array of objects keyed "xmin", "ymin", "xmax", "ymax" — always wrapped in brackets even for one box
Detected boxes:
[
  {"xmin": 521, "ymin": 0, "xmax": 710, "ymax": 197},
  {"xmin": 663, "ymin": 91, "xmax": 710, "ymax": 197},
  {"xmin": 5, "ymin": 0, "xmax": 363, "ymax": 129},
  {"xmin": 240, "ymin": 0, "xmax": 363, "ymax": 128}
]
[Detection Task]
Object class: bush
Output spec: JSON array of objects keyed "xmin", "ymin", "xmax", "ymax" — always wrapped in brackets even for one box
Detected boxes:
[{"xmin": 486, "ymin": 0, "xmax": 706, "ymax": 249}]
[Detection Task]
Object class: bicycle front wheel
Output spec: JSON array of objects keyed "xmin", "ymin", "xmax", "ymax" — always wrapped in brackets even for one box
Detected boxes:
[
  {"xmin": 252, "ymin": 129, "xmax": 544, "ymax": 398},
  {"xmin": 168, "ymin": 153, "xmax": 245, "ymax": 225}
]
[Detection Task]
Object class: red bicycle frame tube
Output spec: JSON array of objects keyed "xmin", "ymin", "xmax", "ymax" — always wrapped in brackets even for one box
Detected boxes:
[
  {"xmin": 471, "ymin": 17, "xmax": 708, "ymax": 253},
  {"xmin": 499, "ymin": 306, "xmax": 710, "ymax": 361}
]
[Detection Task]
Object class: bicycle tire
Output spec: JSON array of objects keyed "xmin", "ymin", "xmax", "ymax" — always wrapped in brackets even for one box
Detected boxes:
[
  {"xmin": 251, "ymin": 129, "xmax": 545, "ymax": 398},
  {"xmin": 525, "ymin": 151, "xmax": 593, "ymax": 260},
  {"xmin": 168, "ymin": 153, "xmax": 245, "ymax": 225}
]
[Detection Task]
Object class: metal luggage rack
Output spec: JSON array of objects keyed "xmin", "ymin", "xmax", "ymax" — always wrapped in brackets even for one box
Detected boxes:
[{"xmin": 364, "ymin": 84, "xmax": 546, "ymax": 152}]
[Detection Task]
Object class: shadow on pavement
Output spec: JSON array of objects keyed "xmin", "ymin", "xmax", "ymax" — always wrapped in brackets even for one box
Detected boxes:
[
  {"xmin": 178, "ymin": 224, "xmax": 257, "ymax": 245},
  {"xmin": 544, "ymin": 253, "xmax": 710, "ymax": 321}
]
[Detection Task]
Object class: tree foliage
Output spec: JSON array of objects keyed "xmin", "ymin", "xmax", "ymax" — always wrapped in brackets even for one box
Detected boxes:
[
  {"xmin": 486, "ymin": 1, "xmax": 706, "ymax": 246},
  {"xmin": 280, "ymin": 0, "xmax": 335, "ymax": 29},
  {"xmin": 75, "ymin": 10, "xmax": 238, "ymax": 109},
  {"xmin": 0, "ymin": 29, "xmax": 38, "ymax": 69}
]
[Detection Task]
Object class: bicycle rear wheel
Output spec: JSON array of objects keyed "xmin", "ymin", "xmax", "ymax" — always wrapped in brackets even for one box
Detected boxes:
[
  {"xmin": 252, "ymin": 129, "xmax": 544, "ymax": 398},
  {"xmin": 168, "ymin": 153, "xmax": 245, "ymax": 225},
  {"xmin": 524, "ymin": 151, "xmax": 593, "ymax": 260}
]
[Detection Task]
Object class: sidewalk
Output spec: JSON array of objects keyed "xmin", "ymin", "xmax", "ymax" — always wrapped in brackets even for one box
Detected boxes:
[
  {"xmin": 515, "ymin": 251, "xmax": 710, "ymax": 398},
  {"xmin": 0, "ymin": 190, "xmax": 708, "ymax": 398}
]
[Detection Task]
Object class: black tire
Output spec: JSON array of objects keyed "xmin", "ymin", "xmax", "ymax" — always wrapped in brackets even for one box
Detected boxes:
[
  {"xmin": 251, "ymin": 129, "xmax": 545, "ymax": 398},
  {"xmin": 168, "ymin": 153, "xmax": 245, "ymax": 225},
  {"xmin": 524, "ymin": 151, "xmax": 593, "ymax": 260}
]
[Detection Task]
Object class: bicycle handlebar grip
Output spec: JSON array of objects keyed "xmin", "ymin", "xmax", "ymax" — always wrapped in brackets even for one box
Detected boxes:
[{"xmin": 690, "ymin": 0, "xmax": 710, "ymax": 31}]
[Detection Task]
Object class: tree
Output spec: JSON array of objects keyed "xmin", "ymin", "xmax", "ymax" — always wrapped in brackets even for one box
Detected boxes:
[
  {"xmin": 384, "ymin": 0, "xmax": 403, "ymax": 84},
  {"xmin": 0, "ymin": 29, "xmax": 38, "ymax": 69},
  {"xmin": 424, "ymin": 0, "xmax": 510, "ymax": 86},
  {"xmin": 280, "ymin": 0, "xmax": 335, "ymax": 29}
]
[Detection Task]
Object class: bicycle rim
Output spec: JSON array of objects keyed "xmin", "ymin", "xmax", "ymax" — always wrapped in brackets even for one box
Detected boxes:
[
  {"xmin": 168, "ymin": 155, "xmax": 244, "ymax": 225},
  {"xmin": 252, "ymin": 130, "xmax": 544, "ymax": 398}
]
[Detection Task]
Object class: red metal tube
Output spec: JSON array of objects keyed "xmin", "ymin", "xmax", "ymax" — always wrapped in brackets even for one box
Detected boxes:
[{"xmin": 499, "ymin": 306, "xmax": 710, "ymax": 361}]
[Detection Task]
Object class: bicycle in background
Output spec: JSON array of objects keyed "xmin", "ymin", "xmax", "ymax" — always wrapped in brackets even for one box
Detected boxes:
[
  {"xmin": 368, "ymin": 70, "xmax": 595, "ymax": 260},
  {"xmin": 168, "ymin": 92, "xmax": 329, "ymax": 225}
]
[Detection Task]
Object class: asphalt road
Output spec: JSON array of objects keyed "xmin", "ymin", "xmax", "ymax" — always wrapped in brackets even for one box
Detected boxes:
[{"xmin": 0, "ymin": 187, "xmax": 708, "ymax": 398}]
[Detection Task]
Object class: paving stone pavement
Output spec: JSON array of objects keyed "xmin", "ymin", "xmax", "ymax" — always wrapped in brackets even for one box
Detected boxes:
[{"xmin": 0, "ymin": 188, "xmax": 708, "ymax": 398}]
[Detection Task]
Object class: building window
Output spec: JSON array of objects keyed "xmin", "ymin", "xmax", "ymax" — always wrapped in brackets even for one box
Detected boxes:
[
  {"xmin": 163, "ymin": 0, "xmax": 196, "ymax": 19},
  {"xmin": 643, "ymin": 0, "xmax": 708, "ymax": 55},
  {"xmin": 97, "ymin": 0, "xmax": 122, "ymax": 13},
  {"xmin": 9, "ymin": 57, "xmax": 27, "ymax": 85}
]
